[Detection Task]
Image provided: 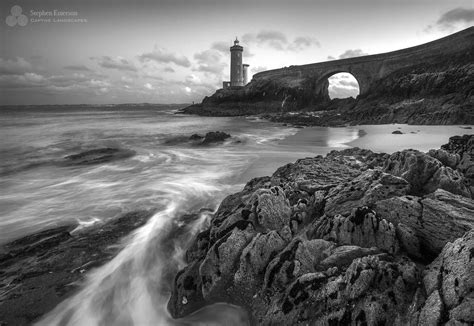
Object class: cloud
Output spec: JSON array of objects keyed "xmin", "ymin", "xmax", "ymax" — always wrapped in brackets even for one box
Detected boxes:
[
  {"xmin": 288, "ymin": 36, "xmax": 320, "ymax": 51},
  {"xmin": 193, "ymin": 49, "xmax": 226, "ymax": 75},
  {"xmin": 427, "ymin": 7, "xmax": 474, "ymax": 31},
  {"xmin": 328, "ymin": 73, "xmax": 360, "ymax": 99},
  {"xmin": 242, "ymin": 31, "xmax": 319, "ymax": 52},
  {"xmin": 144, "ymin": 83, "xmax": 154, "ymax": 90},
  {"xmin": 338, "ymin": 49, "xmax": 368, "ymax": 59},
  {"xmin": 242, "ymin": 30, "xmax": 288, "ymax": 50},
  {"xmin": 0, "ymin": 57, "xmax": 33, "ymax": 75},
  {"xmin": 139, "ymin": 47, "xmax": 191, "ymax": 67},
  {"xmin": 0, "ymin": 71, "xmax": 111, "ymax": 96},
  {"xmin": 251, "ymin": 66, "xmax": 268, "ymax": 74},
  {"xmin": 425, "ymin": 7, "xmax": 474, "ymax": 32},
  {"xmin": 437, "ymin": 7, "xmax": 474, "ymax": 26},
  {"xmin": 327, "ymin": 56, "xmax": 336, "ymax": 60},
  {"xmin": 211, "ymin": 41, "xmax": 230, "ymax": 54},
  {"xmin": 64, "ymin": 64, "xmax": 91, "ymax": 72},
  {"xmin": 163, "ymin": 67, "xmax": 175, "ymax": 73},
  {"xmin": 93, "ymin": 56, "xmax": 137, "ymax": 72}
]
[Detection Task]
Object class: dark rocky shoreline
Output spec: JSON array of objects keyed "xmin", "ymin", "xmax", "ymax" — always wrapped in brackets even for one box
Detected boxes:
[
  {"xmin": 0, "ymin": 210, "xmax": 155, "ymax": 325},
  {"xmin": 168, "ymin": 134, "xmax": 474, "ymax": 325}
]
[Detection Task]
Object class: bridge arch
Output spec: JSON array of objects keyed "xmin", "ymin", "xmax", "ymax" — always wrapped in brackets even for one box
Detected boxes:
[
  {"xmin": 327, "ymin": 72, "xmax": 361, "ymax": 99},
  {"xmin": 308, "ymin": 64, "xmax": 376, "ymax": 101}
]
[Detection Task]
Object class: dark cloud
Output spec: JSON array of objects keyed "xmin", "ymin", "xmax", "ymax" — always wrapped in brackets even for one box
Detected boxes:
[
  {"xmin": 163, "ymin": 67, "xmax": 175, "ymax": 73},
  {"xmin": 64, "ymin": 64, "xmax": 92, "ymax": 72},
  {"xmin": 426, "ymin": 7, "xmax": 474, "ymax": 32},
  {"xmin": 338, "ymin": 49, "xmax": 368, "ymax": 59},
  {"xmin": 193, "ymin": 49, "xmax": 226, "ymax": 75},
  {"xmin": 327, "ymin": 56, "xmax": 336, "ymax": 60},
  {"xmin": 437, "ymin": 7, "xmax": 474, "ymax": 26},
  {"xmin": 93, "ymin": 56, "xmax": 137, "ymax": 72},
  {"xmin": 139, "ymin": 48, "xmax": 191, "ymax": 67},
  {"xmin": 0, "ymin": 57, "xmax": 33, "ymax": 75}
]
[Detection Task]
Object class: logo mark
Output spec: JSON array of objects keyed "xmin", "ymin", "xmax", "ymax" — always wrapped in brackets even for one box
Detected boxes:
[{"xmin": 6, "ymin": 5, "xmax": 28, "ymax": 26}]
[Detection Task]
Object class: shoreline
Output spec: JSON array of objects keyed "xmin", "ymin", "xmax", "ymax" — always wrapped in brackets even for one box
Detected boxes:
[{"xmin": 1, "ymin": 124, "xmax": 473, "ymax": 325}]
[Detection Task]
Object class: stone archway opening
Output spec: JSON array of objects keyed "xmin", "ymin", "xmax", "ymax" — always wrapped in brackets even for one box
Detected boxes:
[{"xmin": 327, "ymin": 72, "xmax": 360, "ymax": 99}]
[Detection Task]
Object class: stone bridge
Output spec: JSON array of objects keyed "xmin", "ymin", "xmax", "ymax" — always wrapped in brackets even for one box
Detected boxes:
[{"xmin": 253, "ymin": 27, "xmax": 474, "ymax": 99}]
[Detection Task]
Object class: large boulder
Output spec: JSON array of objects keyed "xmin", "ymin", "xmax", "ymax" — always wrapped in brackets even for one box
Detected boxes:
[{"xmin": 168, "ymin": 139, "xmax": 474, "ymax": 325}]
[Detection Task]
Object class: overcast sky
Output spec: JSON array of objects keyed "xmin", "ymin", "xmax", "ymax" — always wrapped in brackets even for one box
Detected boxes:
[{"xmin": 0, "ymin": 0, "xmax": 473, "ymax": 105}]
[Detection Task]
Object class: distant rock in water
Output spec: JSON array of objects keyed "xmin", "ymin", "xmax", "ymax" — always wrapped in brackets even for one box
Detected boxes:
[
  {"xmin": 201, "ymin": 131, "xmax": 231, "ymax": 144},
  {"xmin": 63, "ymin": 147, "xmax": 136, "ymax": 166},
  {"xmin": 168, "ymin": 136, "xmax": 474, "ymax": 325},
  {"xmin": 166, "ymin": 132, "xmax": 232, "ymax": 146},
  {"xmin": 392, "ymin": 130, "xmax": 403, "ymax": 134}
]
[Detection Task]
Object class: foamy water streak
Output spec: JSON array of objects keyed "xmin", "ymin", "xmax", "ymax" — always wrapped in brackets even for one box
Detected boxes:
[{"xmin": 37, "ymin": 163, "xmax": 246, "ymax": 326}]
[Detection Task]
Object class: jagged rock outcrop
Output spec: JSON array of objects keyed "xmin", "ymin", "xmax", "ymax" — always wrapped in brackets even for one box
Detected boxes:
[{"xmin": 168, "ymin": 138, "xmax": 474, "ymax": 325}]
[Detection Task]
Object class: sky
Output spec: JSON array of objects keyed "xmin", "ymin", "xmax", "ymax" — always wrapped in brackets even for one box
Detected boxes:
[{"xmin": 0, "ymin": 0, "xmax": 473, "ymax": 105}]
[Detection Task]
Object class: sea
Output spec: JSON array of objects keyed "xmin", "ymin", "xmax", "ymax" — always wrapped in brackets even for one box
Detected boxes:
[{"xmin": 0, "ymin": 104, "xmax": 472, "ymax": 325}]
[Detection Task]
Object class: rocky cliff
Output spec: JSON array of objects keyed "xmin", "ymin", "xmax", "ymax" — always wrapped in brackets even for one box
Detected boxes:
[
  {"xmin": 168, "ymin": 135, "xmax": 474, "ymax": 325},
  {"xmin": 180, "ymin": 28, "xmax": 474, "ymax": 126}
]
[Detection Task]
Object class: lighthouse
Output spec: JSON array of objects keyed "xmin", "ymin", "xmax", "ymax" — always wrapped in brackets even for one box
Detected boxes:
[
  {"xmin": 222, "ymin": 37, "xmax": 249, "ymax": 89},
  {"xmin": 230, "ymin": 38, "xmax": 243, "ymax": 86}
]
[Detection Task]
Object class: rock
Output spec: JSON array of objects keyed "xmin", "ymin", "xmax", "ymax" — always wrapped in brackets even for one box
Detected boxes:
[
  {"xmin": 412, "ymin": 230, "xmax": 474, "ymax": 325},
  {"xmin": 376, "ymin": 189, "xmax": 474, "ymax": 257},
  {"xmin": 63, "ymin": 147, "xmax": 136, "ymax": 166},
  {"xmin": 317, "ymin": 245, "xmax": 381, "ymax": 271},
  {"xmin": 424, "ymin": 166, "xmax": 471, "ymax": 197},
  {"xmin": 383, "ymin": 149, "xmax": 471, "ymax": 197},
  {"xmin": 418, "ymin": 290, "xmax": 444, "ymax": 326},
  {"xmin": 324, "ymin": 169, "xmax": 409, "ymax": 216},
  {"xmin": 201, "ymin": 131, "xmax": 231, "ymax": 144},
  {"xmin": 308, "ymin": 206, "xmax": 400, "ymax": 254},
  {"xmin": 266, "ymin": 254, "xmax": 420, "ymax": 325},
  {"xmin": 395, "ymin": 222, "xmax": 422, "ymax": 259},
  {"xmin": 168, "ymin": 138, "xmax": 474, "ymax": 325},
  {"xmin": 392, "ymin": 130, "xmax": 404, "ymax": 134},
  {"xmin": 428, "ymin": 148, "xmax": 460, "ymax": 169},
  {"xmin": 247, "ymin": 186, "xmax": 291, "ymax": 231},
  {"xmin": 234, "ymin": 231, "xmax": 288, "ymax": 295},
  {"xmin": 199, "ymin": 225, "xmax": 255, "ymax": 300},
  {"xmin": 189, "ymin": 133, "xmax": 204, "ymax": 141}
]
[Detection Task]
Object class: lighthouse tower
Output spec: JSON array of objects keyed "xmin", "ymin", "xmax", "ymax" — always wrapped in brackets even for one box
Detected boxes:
[{"xmin": 230, "ymin": 38, "xmax": 244, "ymax": 87}]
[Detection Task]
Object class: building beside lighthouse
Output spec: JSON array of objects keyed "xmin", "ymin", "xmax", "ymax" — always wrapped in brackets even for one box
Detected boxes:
[{"xmin": 222, "ymin": 38, "xmax": 249, "ymax": 89}]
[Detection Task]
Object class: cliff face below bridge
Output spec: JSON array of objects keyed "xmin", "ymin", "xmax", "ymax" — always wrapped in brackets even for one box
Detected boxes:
[{"xmin": 181, "ymin": 27, "xmax": 474, "ymax": 125}]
